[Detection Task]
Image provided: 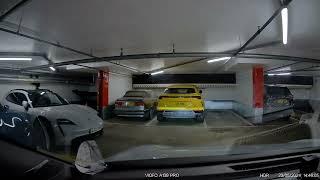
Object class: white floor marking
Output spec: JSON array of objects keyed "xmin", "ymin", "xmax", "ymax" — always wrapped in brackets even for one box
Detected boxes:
[
  {"xmin": 230, "ymin": 110, "xmax": 255, "ymax": 126},
  {"xmin": 145, "ymin": 117, "xmax": 157, "ymax": 126},
  {"xmin": 203, "ymin": 118, "xmax": 208, "ymax": 128}
]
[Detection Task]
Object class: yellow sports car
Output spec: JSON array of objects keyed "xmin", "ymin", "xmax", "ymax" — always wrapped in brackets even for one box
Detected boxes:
[{"xmin": 157, "ymin": 85, "xmax": 205, "ymax": 122}]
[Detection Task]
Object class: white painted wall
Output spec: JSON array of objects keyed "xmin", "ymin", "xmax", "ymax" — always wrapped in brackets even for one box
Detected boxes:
[
  {"xmin": 310, "ymin": 77, "xmax": 320, "ymax": 101},
  {"xmin": 234, "ymin": 69, "xmax": 253, "ymax": 107},
  {"xmin": 0, "ymin": 81, "xmax": 93, "ymax": 102},
  {"xmin": 108, "ymin": 73, "xmax": 132, "ymax": 104},
  {"xmin": 289, "ymin": 88, "xmax": 311, "ymax": 100}
]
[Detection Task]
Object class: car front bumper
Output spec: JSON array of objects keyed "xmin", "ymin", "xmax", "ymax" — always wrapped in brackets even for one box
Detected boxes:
[{"xmin": 54, "ymin": 124, "xmax": 104, "ymax": 147}]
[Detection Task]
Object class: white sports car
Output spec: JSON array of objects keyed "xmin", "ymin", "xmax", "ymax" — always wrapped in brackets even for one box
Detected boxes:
[{"xmin": 1, "ymin": 89, "xmax": 104, "ymax": 151}]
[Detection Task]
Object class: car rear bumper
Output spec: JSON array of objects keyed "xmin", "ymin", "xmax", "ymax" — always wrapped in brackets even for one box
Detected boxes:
[
  {"xmin": 114, "ymin": 109, "xmax": 149, "ymax": 118},
  {"xmin": 158, "ymin": 110, "xmax": 204, "ymax": 119}
]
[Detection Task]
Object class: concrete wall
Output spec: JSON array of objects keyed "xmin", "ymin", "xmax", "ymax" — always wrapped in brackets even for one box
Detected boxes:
[
  {"xmin": 232, "ymin": 69, "xmax": 255, "ymax": 118},
  {"xmin": 0, "ymin": 81, "xmax": 92, "ymax": 102},
  {"xmin": 310, "ymin": 77, "xmax": 320, "ymax": 101},
  {"xmin": 290, "ymin": 88, "xmax": 311, "ymax": 100},
  {"xmin": 108, "ymin": 73, "xmax": 132, "ymax": 104}
]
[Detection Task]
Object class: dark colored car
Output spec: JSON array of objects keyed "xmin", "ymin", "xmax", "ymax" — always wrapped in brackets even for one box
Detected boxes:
[
  {"xmin": 0, "ymin": 102, "xmax": 53, "ymax": 150},
  {"xmin": 114, "ymin": 90, "xmax": 157, "ymax": 120},
  {"xmin": 263, "ymin": 86, "xmax": 294, "ymax": 120},
  {"xmin": 0, "ymin": 103, "xmax": 33, "ymax": 147}
]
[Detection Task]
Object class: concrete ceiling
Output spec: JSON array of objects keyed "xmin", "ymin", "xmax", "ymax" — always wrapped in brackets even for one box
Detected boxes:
[{"xmin": 0, "ymin": 0, "xmax": 319, "ymax": 75}]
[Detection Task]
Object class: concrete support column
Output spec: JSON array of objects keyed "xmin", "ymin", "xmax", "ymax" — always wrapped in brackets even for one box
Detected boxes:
[
  {"xmin": 97, "ymin": 70, "xmax": 109, "ymax": 119},
  {"xmin": 252, "ymin": 66, "xmax": 264, "ymax": 123}
]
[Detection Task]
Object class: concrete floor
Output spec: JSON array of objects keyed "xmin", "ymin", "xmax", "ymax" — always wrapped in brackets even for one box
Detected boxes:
[
  {"xmin": 95, "ymin": 110, "xmax": 296, "ymax": 159},
  {"xmin": 53, "ymin": 110, "xmax": 307, "ymax": 162}
]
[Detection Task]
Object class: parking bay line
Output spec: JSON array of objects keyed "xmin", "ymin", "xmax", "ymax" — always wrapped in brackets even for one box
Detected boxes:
[
  {"xmin": 145, "ymin": 117, "xmax": 157, "ymax": 126},
  {"xmin": 203, "ymin": 118, "xmax": 208, "ymax": 128}
]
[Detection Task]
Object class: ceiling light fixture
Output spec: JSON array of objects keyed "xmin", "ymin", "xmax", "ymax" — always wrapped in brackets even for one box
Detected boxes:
[
  {"xmin": 268, "ymin": 72, "xmax": 291, "ymax": 76},
  {"xmin": 49, "ymin": 66, "xmax": 56, "ymax": 71},
  {"xmin": 0, "ymin": 57, "xmax": 32, "ymax": 61},
  {"xmin": 281, "ymin": 7, "xmax": 288, "ymax": 45},
  {"xmin": 207, "ymin": 57, "xmax": 231, "ymax": 63},
  {"xmin": 150, "ymin": 71, "xmax": 164, "ymax": 75}
]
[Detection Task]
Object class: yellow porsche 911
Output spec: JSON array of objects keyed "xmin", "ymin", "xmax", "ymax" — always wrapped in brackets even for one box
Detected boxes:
[{"xmin": 157, "ymin": 85, "xmax": 205, "ymax": 122}]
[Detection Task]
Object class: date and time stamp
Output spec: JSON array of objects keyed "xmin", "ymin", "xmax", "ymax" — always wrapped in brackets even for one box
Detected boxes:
[
  {"xmin": 144, "ymin": 172, "xmax": 320, "ymax": 178},
  {"xmin": 260, "ymin": 172, "xmax": 320, "ymax": 178}
]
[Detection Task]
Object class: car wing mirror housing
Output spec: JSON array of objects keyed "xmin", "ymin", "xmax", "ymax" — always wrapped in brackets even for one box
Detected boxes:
[
  {"xmin": 22, "ymin": 101, "xmax": 30, "ymax": 111},
  {"xmin": 199, "ymin": 90, "xmax": 203, "ymax": 94},
  {"xmin": 75, "ymin": 140, "xmax": 106, "ymax": 175}
]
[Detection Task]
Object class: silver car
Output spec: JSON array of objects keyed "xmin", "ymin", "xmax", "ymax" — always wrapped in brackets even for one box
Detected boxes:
[
  {"xmin": 1, "ymin": 89, "xmax": 104, "ymax": 150},
  {"xmin": 114, "ymin": 90, "xmax": 157, "ymax": 120}
]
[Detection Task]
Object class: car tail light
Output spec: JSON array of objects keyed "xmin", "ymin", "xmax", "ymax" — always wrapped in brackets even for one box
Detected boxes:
[
  {"xmin": 115, "ymin": 101, "xmax": 124, "ymax": 107},
  {"xmin": 135, "ymin": 101, "xmax": 144, "ymax": 106}
]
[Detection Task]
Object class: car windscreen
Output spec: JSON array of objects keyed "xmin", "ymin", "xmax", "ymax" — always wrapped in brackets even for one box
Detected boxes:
[
  {"xmin": 164, "ymin": 88, "xmax": 196, "ymax": 94},
  {"xmin": 266, "ymin": 87, "xmax": 291, "ymax": 96},
  {"xmin": 124, "ymin": 91, "xmax": 148, "ymax": 97},
  {"xmin": 28, "ymin": 91, "xmax": 69, "ymax": 107}
]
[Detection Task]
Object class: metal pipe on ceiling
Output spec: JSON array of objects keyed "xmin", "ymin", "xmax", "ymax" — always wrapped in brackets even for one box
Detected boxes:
[
  {"xmin": 0, "ymin": 0, "xmax": 32, "ymax": 21},
  {"xmin": 147, "ymin": 41, "xmax": 281, "ymax": 73},
  {"xmin": 222, "ymin": 0, "xmax": 293, "ymax": 67},
  {"xmin": 265, "ymin": 62, "xmax": 301, "ymax": 72},
  {"xmin": 21, "ymin": 52, "xmax": 320, "ymax": 71},
  {"xmin": 0, "ymin": 27, "xmax": 142, "ymax": 73}
]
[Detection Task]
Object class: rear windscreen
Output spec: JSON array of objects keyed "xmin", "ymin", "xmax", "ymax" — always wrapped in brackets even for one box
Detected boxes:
[
  {"xmin": 164, "ymin": 88, "xmax": 196, "ymax": 94},
  {"xmin": 266, "ymin": 87, "xmax": 291, "ymax": 96},
  {"xmin": 124, "ymin": 91, "xmax": 148, "ymax": 97}
]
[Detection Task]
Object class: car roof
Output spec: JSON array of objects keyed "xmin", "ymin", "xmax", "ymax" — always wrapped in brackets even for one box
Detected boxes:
[
  {"xmin": 167, "ymin": 84, "xmax": 198, "ymax": 89},
  {"xmin": 11, "ymin": 89, "xmax": 52, "ymax": 93}
]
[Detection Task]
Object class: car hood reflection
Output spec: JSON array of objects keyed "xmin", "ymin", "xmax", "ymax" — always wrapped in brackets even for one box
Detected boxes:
[{"xmin": 106, "ymin": 139, "xmax": 320, "ymax": 162}]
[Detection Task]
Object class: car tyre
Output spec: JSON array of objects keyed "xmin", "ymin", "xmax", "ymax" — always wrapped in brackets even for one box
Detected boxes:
[
  {"xmin": 144, "ymin": 109, "xmax": 153, "ymax": 121},
  {"xmin": 195, "ymin": 113, "xmax": 205, "ymax": 123},
  {"xmin": 32, "ymin": 117, "xmax": 52, "ymax": 151},
  {"xmin": 157, "ymin": 113, "xmax": 166, "ymax": 122}
]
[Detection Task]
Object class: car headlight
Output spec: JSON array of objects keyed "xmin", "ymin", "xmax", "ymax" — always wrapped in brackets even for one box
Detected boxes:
[{"xmin": 57, "ymin": 119, "xmax": 76, "ymax": 125}]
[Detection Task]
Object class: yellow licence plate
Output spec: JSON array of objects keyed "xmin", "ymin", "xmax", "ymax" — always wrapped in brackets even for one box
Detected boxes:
[{"xmin": 175, "ymin": 102, "xmax": 186, "ymax": 106}]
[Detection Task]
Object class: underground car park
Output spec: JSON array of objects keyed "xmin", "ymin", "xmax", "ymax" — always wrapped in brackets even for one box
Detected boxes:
[{"xmin": 2, "ymin": 0, "xmax": 320, "ymax": 179}]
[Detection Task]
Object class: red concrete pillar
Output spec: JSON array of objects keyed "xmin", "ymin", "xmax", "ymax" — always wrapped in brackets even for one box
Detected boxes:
[
  {"xmin": 97, "ymin": 70, "xmax": 109, "ymax": 117},
  {"xmin": 252, "ymin": 66, "xmax": 264, "ymax": 123},
  {"xmin": 252, "ymin": 66, "xmax": 264, "ymax": 108}
]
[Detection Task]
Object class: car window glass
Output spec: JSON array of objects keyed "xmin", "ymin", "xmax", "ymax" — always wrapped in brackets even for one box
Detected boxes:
[
  {"xmin": 124, "ymin": 91, "xmax": 147, "ymax": 97},
  {"xmin": 164, "ymin": 88, "xmax": 196, "ymax": 94},
  {"xmin": 14, "ymin": 93, "xmax": 28, "ymax": 106},
  {"xmin": 6, "ymin": 93, "xmax": 19, "ymax": 105}
]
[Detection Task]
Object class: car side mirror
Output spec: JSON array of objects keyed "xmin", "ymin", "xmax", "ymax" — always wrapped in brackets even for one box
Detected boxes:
[
  {"xmin": 22, "ymin": 101, "xmax": 30, "ymax": 111},
  {"xmin": 199, "ymin": 90, "xmax": 203, "ymax": 94},
  {"xmin": 75, "ymin": 140, "xmax": 106, "ymax": 175}
]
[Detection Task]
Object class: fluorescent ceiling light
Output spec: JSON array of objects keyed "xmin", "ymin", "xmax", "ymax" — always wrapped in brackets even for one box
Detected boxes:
[
  {"xmin": 0, "ymin": 57, "xmax": 32, "ymax": 61},
  {"xmin": 281, "ymin": 7, "xmax": 288, "ymax": 45},
  {"xmin": 268, "ymin": 72, "xmax": 291, "ymax": 76},
  {"xmin": 49, "ymin": 66, "xmax": 56, "ymax": 71},
  {"xmin": 151, "ymin": 71, "xmax": 164, "ymax": 75},
  {"xmin": 207, "ymin": 57, "xmax": 231, "ymax": 63}
]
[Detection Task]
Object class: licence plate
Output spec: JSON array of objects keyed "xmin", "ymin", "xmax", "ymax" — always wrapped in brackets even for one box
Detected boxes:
[
  {"xmin": 175, "ymin": 102, "xmax": 186, "ymax": 106},
  {"xmin": 276, "ymin": 99, "xmax": 288, "ymax": 104},
  {"xmin": 125, "ymin": 101, "xmax": 135, "ymax": 106},
  {"xmin": 89, "ymin": 127, "xmax": 101, "ymax": 134}
]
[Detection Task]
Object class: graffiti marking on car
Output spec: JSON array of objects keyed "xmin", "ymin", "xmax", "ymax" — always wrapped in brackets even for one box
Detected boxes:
[{"xmin": 0, "ymin": 117, "xmax": 22, "ymax": 128}]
